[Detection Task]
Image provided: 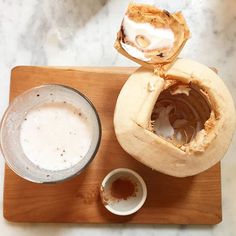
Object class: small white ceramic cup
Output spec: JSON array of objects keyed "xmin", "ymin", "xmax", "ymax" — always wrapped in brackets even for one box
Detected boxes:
[{"xmin": 100, "ymin": 168, "xmax": 147, "ymax": 216}]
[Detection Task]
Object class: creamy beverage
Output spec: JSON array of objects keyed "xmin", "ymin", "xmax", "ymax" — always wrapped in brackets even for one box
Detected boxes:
[{"xmin": 20, "ymin": 102, "xmax": 93, "ymax": 171}]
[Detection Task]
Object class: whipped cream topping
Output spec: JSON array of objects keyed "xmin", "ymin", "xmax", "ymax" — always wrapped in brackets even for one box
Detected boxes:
[{"xmin": 121, "ymin": 15, "xmax": 175, "ymax": 61}]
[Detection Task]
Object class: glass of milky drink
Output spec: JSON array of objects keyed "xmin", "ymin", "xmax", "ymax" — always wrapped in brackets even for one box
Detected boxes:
[{"xmin": 0, "ymin": 85, "xmax": 101, "ymax": 183}]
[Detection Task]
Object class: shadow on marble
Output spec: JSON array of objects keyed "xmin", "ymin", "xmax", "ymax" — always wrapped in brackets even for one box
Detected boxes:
[
  {"xmin": 18, "ymin": 0, "xmax": 108, "ymax": 64},
  {"xmin": 200, "ymin": 0, "xmax": 236, "ymax": 72},
  {"xmin": 45, "ymin": 0, "xmax": 108, "ymax": 29}
]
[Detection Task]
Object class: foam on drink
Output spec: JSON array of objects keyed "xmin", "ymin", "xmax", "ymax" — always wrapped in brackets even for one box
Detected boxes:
[{"xmin": 20, "ymin": 102, "xmax": 93, "ymax": 171}]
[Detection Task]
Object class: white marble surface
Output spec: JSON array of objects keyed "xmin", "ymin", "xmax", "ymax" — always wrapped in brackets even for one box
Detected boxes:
[{"xmin": 0, "ymin": 0, "xmax": 236, "ymax": 235}]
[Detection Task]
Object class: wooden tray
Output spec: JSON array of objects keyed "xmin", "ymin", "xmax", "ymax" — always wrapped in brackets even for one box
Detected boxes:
[{"xmin": 3, "ymin": 66, "xmax": 222, "ymax": 224}]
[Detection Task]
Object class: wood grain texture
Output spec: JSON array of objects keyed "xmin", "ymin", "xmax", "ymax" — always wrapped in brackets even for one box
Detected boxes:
[{"xmin": 3, "ymin": 66, "xmax": 222, "ymax": 224}]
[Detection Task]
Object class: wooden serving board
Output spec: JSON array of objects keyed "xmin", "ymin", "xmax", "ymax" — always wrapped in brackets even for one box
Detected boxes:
[{"xmin": 3, "ymin": 66, "xmax": 222, "ymax": 224}]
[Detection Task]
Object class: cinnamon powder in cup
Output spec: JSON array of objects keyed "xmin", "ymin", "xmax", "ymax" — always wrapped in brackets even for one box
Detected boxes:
[
  {"xmin": 100, "ymin": 168, "xmax": 147, "ymax": 215},
  {"xmin": 110, "ymin": 177, "xmax": 137, "ymax": 200}
]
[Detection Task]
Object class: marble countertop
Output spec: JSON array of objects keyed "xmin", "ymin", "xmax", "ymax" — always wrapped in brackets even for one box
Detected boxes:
[{"xmin": 0, "ymin": 0, "xmax": 236, "ymax": 235}]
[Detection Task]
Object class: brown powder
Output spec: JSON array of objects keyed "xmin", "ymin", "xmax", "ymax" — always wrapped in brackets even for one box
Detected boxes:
[{"xmin": 110, "ymin": 178, "xmax": 136, "ymax": 200}]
